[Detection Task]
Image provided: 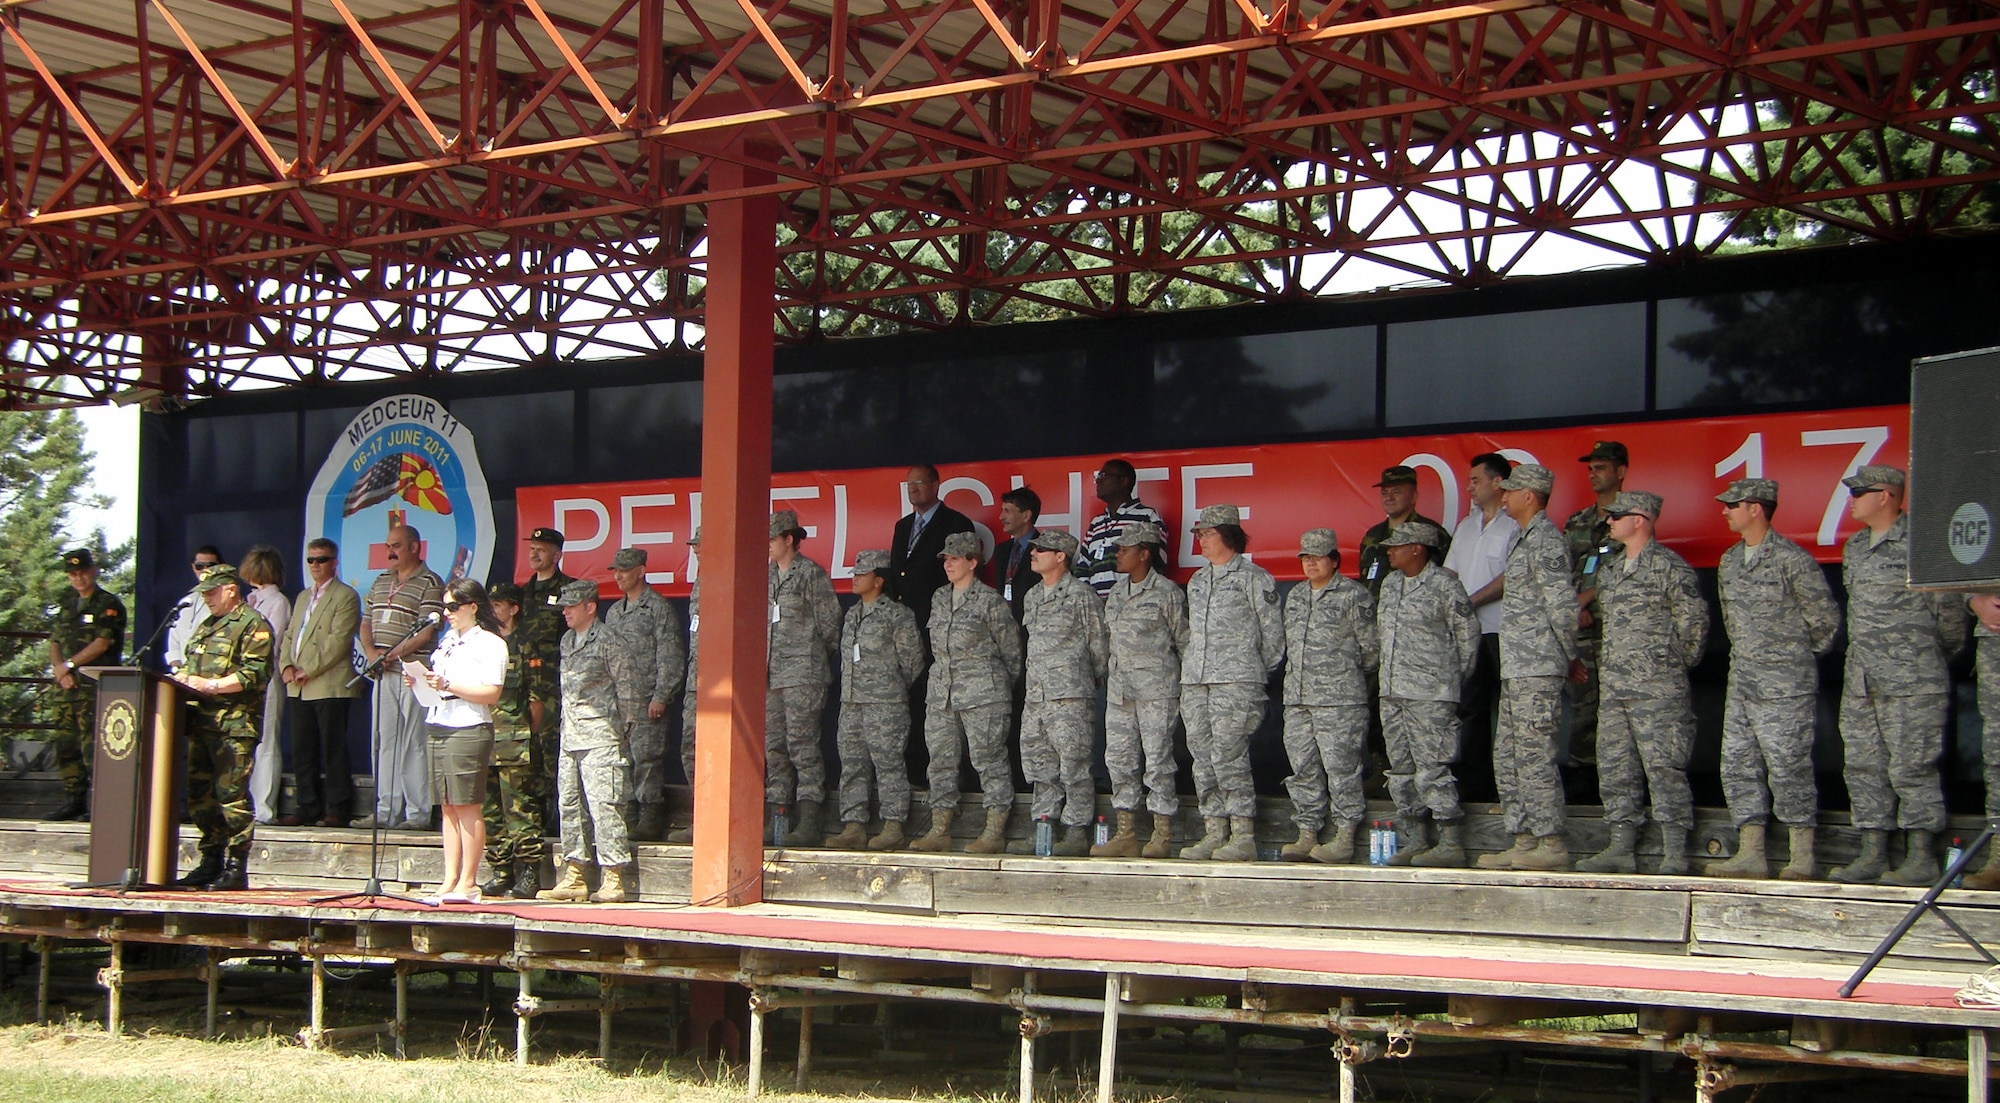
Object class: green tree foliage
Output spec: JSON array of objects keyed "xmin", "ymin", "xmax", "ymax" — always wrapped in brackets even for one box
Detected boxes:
[{"xmin": 0, "ymin": 410, "xmax": 133, "ymax": 758}]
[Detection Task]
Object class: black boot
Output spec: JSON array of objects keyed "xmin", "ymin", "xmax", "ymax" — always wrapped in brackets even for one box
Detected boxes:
[
  {"xmin": 479, "ymin": 859, "xmax": 517, "ymax": 897},
  {"xmin": 781, "ymin": 801, "xmax": 823, "ymax": 848},
  {"xmin": 206, "ymin": 845, "xmax": 251, "ymax": 891},
  {"xmin": 175, "ymin": 849, "xmax": 224, "ymax": 889},
  {"xmin": 46, "ymin": 794, "xmax": 88, "ymax": 822},
  {"xmin": 510, "ymin": 860, "xmax": 543, "ymax": 900}
]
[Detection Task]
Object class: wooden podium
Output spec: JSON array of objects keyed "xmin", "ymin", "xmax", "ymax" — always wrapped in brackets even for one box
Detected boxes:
[{"xmin": 80, "ymin": 667, "xmax": 191, "ymax": 888}]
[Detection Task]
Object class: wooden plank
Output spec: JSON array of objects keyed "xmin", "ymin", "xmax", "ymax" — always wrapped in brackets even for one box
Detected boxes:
[
  {"xmin": 630, "ymin": 856, "xmax": 694, "ymax": 903},
  {"xmin": 410, "ymin": 923, "xmax": 513, "ymax": 957},
  {"xmin": 1691, "ymin": 893, "xmax": 2000, "ymax": 965},
  {"xmin": 1447, "ymin": 994, "xmax": 1618, "ymax": 1026},
  {"xmin": 1242, "ymin": 981, "xmax": 1339, "ymax": 1013},
  {"xmin": 1791, "ymin": 1017, "xmax": 1920, "ymax": 1052},
  {"xmin": 1121, "ymin": 975, "xmax": 1238, "ymax": 1004},
  {"xmin": 768, "ymin": 858, "xmax": 933, "ymax": 912},
  {"xmin": 971, "ymin": 965, "xmax": 1023, "ymax": 993},
  {"xmin": 742, "ymin": 948, "xmax": 829, "ymax": 978},
  {"xmin": 837, "ymin": 954, "xmax": 967, "ymax": 982}
]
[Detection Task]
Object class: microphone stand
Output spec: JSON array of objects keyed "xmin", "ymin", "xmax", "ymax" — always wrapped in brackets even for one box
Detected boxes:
[
  {"xmin": 132, "ymin": 597, "xmax": 193, "ymax": 668},
  {"xmin": 312, "ymin": 614, "xmax": 441, "ymax": 909}
]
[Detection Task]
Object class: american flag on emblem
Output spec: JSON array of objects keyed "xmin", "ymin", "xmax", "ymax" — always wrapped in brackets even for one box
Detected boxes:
[{"xmin": 343, "ymin": 452, "xmax": 408, "ymax": 516}]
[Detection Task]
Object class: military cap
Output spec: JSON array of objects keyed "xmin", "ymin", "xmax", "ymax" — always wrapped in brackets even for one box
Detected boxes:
[
  {"xmin": 525, "ymin": 527, "xmax": 565, "ymax": 546},
  {"xmin": 1716, "ymin": 478, "xmax": 1779, "ymax": 505},
  {"xmin": 1841, "ymin": 464, "xmax": 1906, "ymax": 491},
  {"xmin": 556, "ymin": 579, "xmax": 599, "ymax": 607},
  {"xmin": 611, "ymin": 548, "xmax": 648, "ymax": 569},
  {"xmin": 1296, "ymin": 528, "xmax": 1340, "ymax": 557},
  {"xmin": 937, "ymin": 531, "xmax": 983, "ymax": 560},
  {"xmin": 1498, "ymin": 464, "xmax": 1555, "ymax": 494},
  {"xmin": 61, "ymin": 548, "xmax": 96, "ymax": 571},
  {"xmin": 1382, "ymin": 521, "xmax": 1444, "ymax": 549},
  {"xmin": 194, "ymin": 563, "xmax": 240, "ymax": 592},
  {"xmin": 853, "ymin": 549, "xmax": 892, "ymax": 574},
  {"xmin": 1579, "ymin": 441, "xmax": 1630, "ymax": 466},
  {"xmin": 1029, "ymin": 530, "xmax": 1080, "ymax": 557},
  {"xmin": 488, "ymin": 581, "xmax": 524, "ymax": 605},
  {"xmin": 1373, "ymin": 465, "xmax": 1419, "ymax": 487},
  {"xmin": 1111, "ymin": 522, "xmax": 1167, "ymax": 548},
  {"xmin": 1607, "ymin": 490, "xmax": 1664, "ymax": 520},
  {"xmin": 687, "ymin": 527, "xmax": 701, "ymax": 546},
  {"xmin": 1191, "ymin": 503, "xmax": 1242, "ymax": 530},
  {"xmin": 770, "ymin": 509, "xmax": 805, "ymax": 538}
]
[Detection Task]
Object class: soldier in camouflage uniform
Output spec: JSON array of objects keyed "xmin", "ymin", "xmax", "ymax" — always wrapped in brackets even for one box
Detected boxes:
[
  {"xmin": 1708, "ymin": 479, "xmax": 1841, "ymax": 881},
  {"xmin": 1479, "ymin": 465, "xmax": 1577, "ymax": 872},
  {"xmin": 479, "ymin": 582, "xmax": 548, "ymax": 899},
  {"xmin": 1182, "ymin": 504, "xmax": 1285, "ymax": 862},
  {"xmin": 604, "ymin": 547, "xmax": 687, "ymax": 840},
  {"xmin": 47, "ymin": 548, "xmax": 126, "ymax": 820},
  {"xmin": 826, "ymin": 550, "xmax": 925, "ymax": 850},
  {"xmin": 909, "ymin": 531, "xmax": 1022, "ymax": 855},
  {"xmin": 1576, "ymin": 492, "xmax": 1710, "ymax": 876},
  {"xmin": 1963, "ymin": 592, "xmax": 2000, "ymax": 890},
  {"xmin": 1095, "ymin": 523, "xmax": 1188, "ymax": 858},
  {"xmin": 1016, "ymin": 530, "xmax": 1109, "ymax": 857},
  {"xmin": 1563, "ymin": 441, "xmax": 1627, "ymax": 801},
  {"xmin": 539, "ymin": 580, "xmax": 637, "ymax": 903},
  {"xmin": 519, "ymin": 527, "xmax": 575, "ymax": 836},
  {"xmin": 1832, "ymin": 466, "xmax": 1971, "ymax": 886},
  {"xmin": 1375, "ymin": 523, "xmax": 1479, "ymax": 868},
  {"xmin": 1355, "ymin": 466, "xmax": 1451, "ymax": 596},
  {"xmin": 173, "ymin": 564, "xmax": 275, "ymax": 891},
  {"xmin": 766, "ymin": 510, "xmax": 843, "ymax": 847},
  {"xmin": 670, "ymin": 529, "xmax": 701, "ymax": 844},
  {"xmin": 1279, "ymin": 528, "xmax": 1379, "ymax": 865}
]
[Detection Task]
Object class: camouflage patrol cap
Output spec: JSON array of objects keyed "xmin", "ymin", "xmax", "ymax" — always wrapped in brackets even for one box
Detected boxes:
[
  {"xmin": 525, "ymin": 527, "xmax": 565, "ymax": 547},
  {"xmin": 488, "ymin": 581, "xmax": 524, "ymax": 605},
  {"xmin": 938, "ymin": 531, "xmax": 983, "ymax": 560},
  {"xmin": 194, "ymin": 563, "xmax": 240, "ymax": 592},
  {"xmin": 1191, "ymin": 504, "xmax": 1242, "ymax": 531},
  {"xmin": 1716, "ymin": 478, "xmax": 1779, "ymax": 505},
  {"xmin": 1111, "ymin": 521, "xmax": 1167, "ymax": 548},
  {"xmin": 556, "ymin": 579, "xmax": 600, "ymax": 607},
  {"xmin": 1297, "ymin": 528, "xmax": 1339, "ymax": 557},
  {"xmin": 1373, "ymin": 465, "xmax": 1419, "ymax": 487},
  {"xmin": 1029, "ymin": 530, "xmax": 1080, "ymax": 557},
  {"xmin": 1498, "ymin": 464, "xmax": 1554, "ymax": 495},
  {"xmin": 61, "ymin": 548, "xmax": 96, "ymax": 571},
  {"xmin": 611, "ymin": 548, "xmax": 648, "ymax": 569},
  {"xmin": 770, "ymin": 509, "xmax": 805, "ymax": 538},
  {"xmin": 687, "ymin": 527, "xmax": 701, "ymax": 546},
  {"xmin": 1381, "ymin": 521, "xmax": 1444, "ymax": 549},
  {"xmin": 1579, "ymin": 441, "xmax": 1630, "ymax": 466},
  {"xmin": 1606, "ymin": 490, "xmax": 1664, "ymax": 520},
  {"xmin": 1841, "ymin": 464, "xmax": 1906, "ymax": 491},
  {"xmin": 853, "ymin": 549, "xmax": 892, "ymax": 574}
]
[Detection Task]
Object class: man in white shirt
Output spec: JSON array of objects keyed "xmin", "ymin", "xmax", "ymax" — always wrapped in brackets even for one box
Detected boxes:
[
  {"xmin": 164, "ymin": 545, "xmax": 223, "ymax": 669},
  {"xmin": 1441, "ymin": 453, "xmax": 1517, "ymax": 803}
]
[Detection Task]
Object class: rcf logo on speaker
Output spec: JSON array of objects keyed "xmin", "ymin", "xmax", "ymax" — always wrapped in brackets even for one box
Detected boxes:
[{"xmin": 1949, "ymin": 502, "xmax": 1993, "ymax": 566}]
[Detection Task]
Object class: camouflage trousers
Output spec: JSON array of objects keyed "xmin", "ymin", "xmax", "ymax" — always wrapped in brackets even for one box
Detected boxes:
[
  {"xmin": 188, "ymin": 727, "xmax": 258, "ymax": 852},
  {"xmin": 924, "ymin": 701, "xmax": 1013, "ymax": 811},
  {"xmin": 558, "ymin": 742, "xmax": 631, "ymax": 867},
  {"xmin": 1597, "ymin": 695, "xmax": 1696, "ymax": 829},
  {"xmin": 1380, "ymin": 697, "xmax": 1462, "ymax": 825},
  {"xmin": 835, "ymin": 701, "xmax": 913, "ymax": 825},
  {"xmin": 1282, "ymin": 703, "xmax": 1369, "ymax": 831},
  {"xmin": 50, "ymin": 684, "xmax": 95, "ymax": 797},
  {"xmin": 1720, "ymin": 689, "xmax": 1819, "ymax": 828},
  {"xmin": 623, "ymin": 703, "xmax": 671, "ymax": 806},
  {"xmin": 1181, "ymin": 683, "xmax": 1265, "ymax": 820},
  {"xmin": 483, "ymin": 737, "xmax": 548, "ymax": 866},
  {"xmin": 533, "ymin": 697, "xmax": 561, "ymax": 835},
  {"xmin": 1565, "ymin": 632, "xmax": 1601, "ymax": 766},
  {"xmin": 1105, "ymin": 696, "xmax": 1180, "ymax": 816},
  {"xmin": 1023, "ymin": 698, "xmax": 1097, "ymax": 828},
  {"xmin": 680, "ymin": 671, "xmax": 698, "ymax": 786},
  {"xmin": 766, "ymin": 683, "xmax": 828, "ymax": 806},
  {"xmin": 1496, "ymin": 676, "xmax": 1567, "ymax": 837},
  {"xmin": 1840, "ymin": 691, "xmax": 1948, "ymax": 832},
  {"xmin": 1977, "ymin": 638, "xmax": 2000, "ymax": 822}
]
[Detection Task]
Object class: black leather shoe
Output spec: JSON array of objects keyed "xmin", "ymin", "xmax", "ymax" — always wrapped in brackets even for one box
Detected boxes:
[
  {"xmin": 176, "ymin": 850, "xmax": 224, "ymax": 889},
  {"xmin": 206, "ymin": 848, "xmax": 251, "ymax": 891},
  {"xmin": 479, "ymin": 862, "xmax": 516, "ymax": 897},
  {"xmin": 46, "ymin": 795, "xmax": 88, "ymax": 822},
  {"xmin": 510, "ymin": 862, "xmax": 542, "ymax": 900}
]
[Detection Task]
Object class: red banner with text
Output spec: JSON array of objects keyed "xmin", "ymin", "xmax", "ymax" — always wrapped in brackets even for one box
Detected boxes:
[{"xmin": 516, "ymin": 405, "xmax": 1909, "ymax": 596}]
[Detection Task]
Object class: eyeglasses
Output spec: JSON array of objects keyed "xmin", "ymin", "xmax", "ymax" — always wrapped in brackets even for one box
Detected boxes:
[
  {"xmin": 192, "ymin": 560, "xmax": 218, "ymax": 569},
  {"xmin": 305, "ymin": 555, "xmax": 334, "ymax": 564}
]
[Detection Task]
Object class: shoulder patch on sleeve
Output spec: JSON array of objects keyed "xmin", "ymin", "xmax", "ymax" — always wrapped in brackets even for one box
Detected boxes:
[
  {"xmin": 252, "ymin": 630, "xmax": 271, "ymax": 641},
  {"xmin": 1264, "ymin": 589, "xmax": 1278, "ymax": 604}
]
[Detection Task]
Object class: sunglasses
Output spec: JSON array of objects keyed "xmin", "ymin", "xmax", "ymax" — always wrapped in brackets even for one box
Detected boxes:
[
  {"xmin": 305, "ymin": 555, "xmax": 335, "ymax": 564},
  {"xmin": 1848, "ymin": 486, "xmax": 1884, "ymax": 498},
  {"xmin": 192, "ymin": 561, "xmax": 218, "ymax": 569},
  {"xmin": 442, "ymin": 600, "xmax": 467, "ymax": 612}
]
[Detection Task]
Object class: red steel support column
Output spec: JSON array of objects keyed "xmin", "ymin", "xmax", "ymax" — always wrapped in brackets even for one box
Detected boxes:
[{"xmin": 691, "ymin": 161, "xmax": 778, "ymax": 907}]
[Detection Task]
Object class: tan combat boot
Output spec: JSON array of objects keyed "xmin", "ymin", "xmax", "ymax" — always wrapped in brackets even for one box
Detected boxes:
[
  {"xmin": 1513, "ymin": 834, "xmax": 1572, "ymax": 872},
  {"xmin": 536, "ymin": 861, "xmax": 591, "ymax": 902},
  {"xmin": 589, "ymin": 865, "xmax": 629, "ymax": 903},
  {"xmin": 963, "ymin": 807, "xmax": 1009, "ymax": 855},
  {"xmin": 1310, "ymin": 822, "xmax": 1361, "ymax": 865},
  {"xmin": 908, "ymin": 809, "xmax": 955, "ymax": 853},
  {"xmin": 1777, "ymin": 825, "xmax": 1817, "ymax": 882},
  {"xmin": 867, "ymin": 821, "xmax": 907, "ymax": 851},
  {"xmin": 1279, "ymin": 825, "xmax": 1318, "ymax": 863},
  {"xmin": 1476, "ymin": 833, "xmax": 1535, "ymax": 870},
  {"xmin": 1141, "ymin": 814, "xmax": 1174, "ymax": 859},
  {"xmin": 1709, "ymin": 823, "xmax": 1769, "ymax": 879},
  {"xmin": 1211, "ymin": 816, "xmax": 1258, "ymax": 861},
  {"xmin": 1180, "ymin": 817, "xmax": 1230, "ymax": 860},
  {"xmin": 824, "ymin": 822, "xmax": 867, "ymax": 849},
  {"xmin": 1091, "ymin": 811, "xmax": 1141, "ymax": 858}
]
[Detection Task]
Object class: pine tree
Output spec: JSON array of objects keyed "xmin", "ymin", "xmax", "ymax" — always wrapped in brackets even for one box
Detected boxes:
[{"xmin": 0, "ymin": 409, "xmax": 134, "ymax": 763}]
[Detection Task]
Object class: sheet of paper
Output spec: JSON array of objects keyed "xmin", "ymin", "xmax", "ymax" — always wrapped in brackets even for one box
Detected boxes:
[{"xmin": 402, "ymin": 659, "xmax": 446, "ymax": 709}]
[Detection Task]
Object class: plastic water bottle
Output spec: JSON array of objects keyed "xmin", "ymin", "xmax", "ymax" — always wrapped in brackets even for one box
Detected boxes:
[
  {"xmin": 1368, "ymin": 821, "xmax": 1384, "ymax": 866},
  {"xmin": 1034, "ymin": 816, "xmax": 1053, "ymax": 857},
  {"xmin": 1947, "ymin": 837, "xmax": 1965, "ymax": 887},
  {"xmin": 1382, "ymin": 820, "xmax": 1399, "ymax": 864},
  {"xmin": 1094, "ymin": 815, "xmax": 1109, "ymax": 847},
  {"xmin": 771, "ymin": 806, "xmax": 789, "ymax": 845}
]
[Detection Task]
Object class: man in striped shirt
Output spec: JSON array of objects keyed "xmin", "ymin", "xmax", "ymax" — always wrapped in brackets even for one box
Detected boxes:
[{"xmin": 1078, "ymin": 460, "xmax": 1165, "ymax": 595}]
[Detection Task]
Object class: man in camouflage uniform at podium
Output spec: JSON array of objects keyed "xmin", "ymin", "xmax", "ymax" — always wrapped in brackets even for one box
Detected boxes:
[
  {"xmin": 519, "ymin": 527, "xmax": 574, "ymax": 835},
  {"xmin": 1563, "ymin": 440, "xmax": 1628, "ymax": 802},
  {"xmin": 46, "ymin": 547, "xmax": 127, "ymax": 821},
  {"xmin": 479, "ymin": 582, "xmax": 548, "ymax": 899},
  {"xmin": 173, "ymin": 564, "xmax": 275, "ymax": 891}
]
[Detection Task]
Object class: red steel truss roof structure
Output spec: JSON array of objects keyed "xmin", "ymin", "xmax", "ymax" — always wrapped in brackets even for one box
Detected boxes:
[{"xmin": 1, "ymin": 0, "xmax": 1997, "ymax": 404}]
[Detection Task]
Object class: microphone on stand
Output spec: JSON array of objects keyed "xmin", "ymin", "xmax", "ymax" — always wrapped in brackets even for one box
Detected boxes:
[
  {"xmin": 345, "ymin": 611, "xmax": 443, "ymax": 689},
  {"xmin": 133, "ymin": 596, "xmax": 195, "ymax": 668}
]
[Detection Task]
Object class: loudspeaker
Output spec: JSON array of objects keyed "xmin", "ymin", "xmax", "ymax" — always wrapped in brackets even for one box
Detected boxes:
[{"xmin": 1908, "ymin": 346, "xmax": 2000, "ymax": 590}]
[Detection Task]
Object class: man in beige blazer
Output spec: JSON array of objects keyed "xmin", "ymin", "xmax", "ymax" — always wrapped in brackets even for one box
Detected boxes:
[{"xmin": 275, "ymin": 537, "xmax": 362, "ymax": 826}]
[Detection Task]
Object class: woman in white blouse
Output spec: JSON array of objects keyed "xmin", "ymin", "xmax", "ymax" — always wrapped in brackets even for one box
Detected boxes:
[
  {"xmin": 409, "ymin": 578, "xmax": 506, "ymax": 903},
  {"xmin": 239, "ymin": 546, "xmax": 292, "ymax": 825}
]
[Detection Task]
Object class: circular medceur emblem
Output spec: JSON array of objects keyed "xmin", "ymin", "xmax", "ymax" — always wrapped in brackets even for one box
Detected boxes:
[
  {"xmin": 1949, "ymin": 502, "xmax": 1992, "ymax": 567},
  {"xmin": 101, "ymin": 699, "xmax": 139, "ymax": 761}
]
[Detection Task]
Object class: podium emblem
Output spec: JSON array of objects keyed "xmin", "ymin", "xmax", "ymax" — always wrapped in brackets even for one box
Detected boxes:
[{"xmin": 101, "ymin": 700, "xmax": 139, "ymax": 761}]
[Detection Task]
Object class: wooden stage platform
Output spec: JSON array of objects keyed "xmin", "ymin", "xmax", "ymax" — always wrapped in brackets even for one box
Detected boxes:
[{"xmin": 4, "ymin": 814, "xmax": 2000, "ymax": 1101}]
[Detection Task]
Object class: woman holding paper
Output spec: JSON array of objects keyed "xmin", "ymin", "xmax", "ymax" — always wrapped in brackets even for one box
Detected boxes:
[{"xmin": 408, "ymin": 579, "xmax": 507, "ymax": 903}]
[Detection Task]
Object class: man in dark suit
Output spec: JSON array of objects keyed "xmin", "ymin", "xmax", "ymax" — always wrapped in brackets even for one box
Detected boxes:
[
  {"xmin": 986, "ymin": 486, "xmax": 1042, "ymax": 621},
  {"xmin": 887, "ymin": 463, "xmax": 976, "ymax": 628}
]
